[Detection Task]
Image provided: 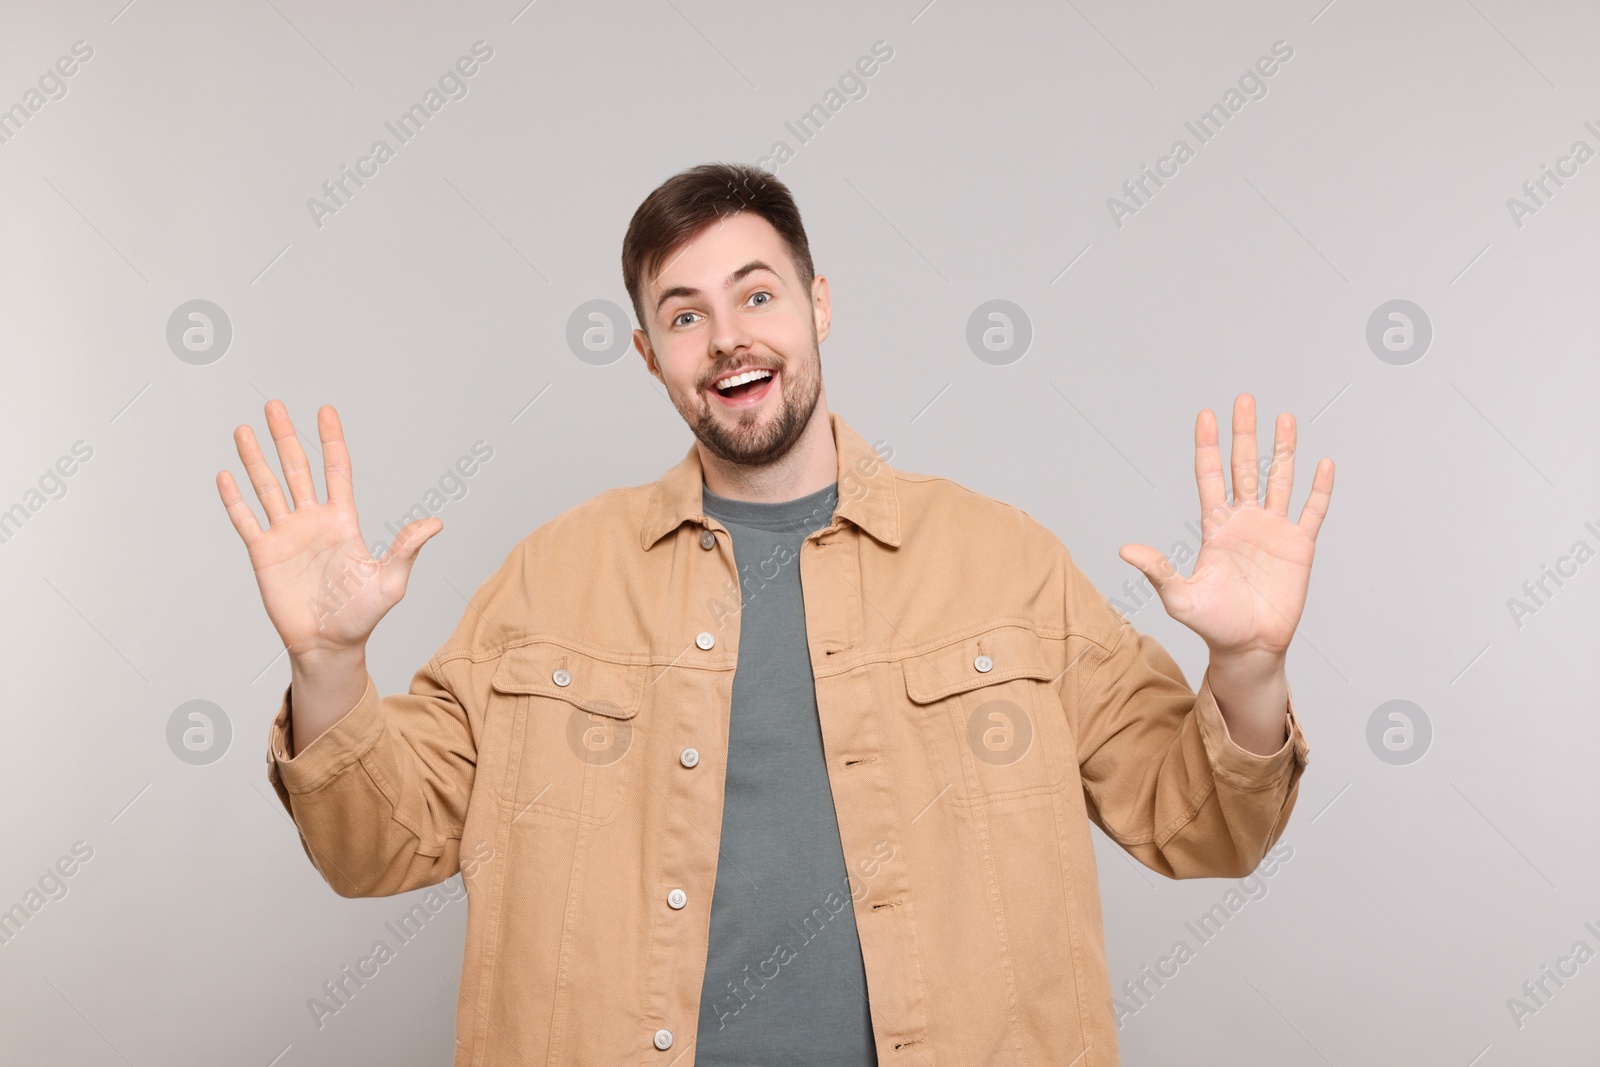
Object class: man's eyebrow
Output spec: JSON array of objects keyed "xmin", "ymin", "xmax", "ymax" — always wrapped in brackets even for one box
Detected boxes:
[{"xmin": 653, "ymin": 260, "xmax": 780, "ymax": 315}]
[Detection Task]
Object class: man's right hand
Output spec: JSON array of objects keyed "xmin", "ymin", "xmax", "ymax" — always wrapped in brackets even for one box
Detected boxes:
[{"xmin": 216, "ymin": 401, "xmax": 442, "ymax": 753}]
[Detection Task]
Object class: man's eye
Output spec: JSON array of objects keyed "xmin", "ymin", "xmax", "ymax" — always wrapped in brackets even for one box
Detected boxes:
[
  {"xmin": 749, "ymin": 292, "xmax": 770, "ymax": 306},
  {"xmin": 673, "ymin": 311, "xmax": 698, "ymax": 327}
]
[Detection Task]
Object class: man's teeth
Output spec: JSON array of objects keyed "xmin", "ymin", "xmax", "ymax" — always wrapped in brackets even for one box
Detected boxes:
[{"xmin": 715, "ymin": 369, "xmax": 773, "ymax": 392}]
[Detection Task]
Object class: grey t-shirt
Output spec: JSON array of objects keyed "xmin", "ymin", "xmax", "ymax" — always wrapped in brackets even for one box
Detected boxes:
[{"xmin": 695, "ymin": 479, "xmax": 878, "ymax": 1065}]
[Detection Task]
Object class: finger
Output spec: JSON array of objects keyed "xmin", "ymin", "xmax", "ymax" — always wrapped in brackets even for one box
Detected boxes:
[
  {"xmin": 1194, "ymin": 408, "xmax": 1227, "ymax": 522},
  {"xmin": 318, "ymin": 405, "xmax": 356, "ymax": 506},
  {"xmin": 1118, "ymin": 543, "xmax": 1184, "ymax": 593},
  {"xmin": 388, "ymin": 517, "xmax": 443, "ymax": 564},
  {"xmin": 264, "ymin": 399, "xmax": 319, "ymax": 510},
  {"xmin": 1263, "ymin": 411, "xmax": 1296, "ymax": 516},
  {"xmin": 1295, "ymin": 457, "xmax": 1335, "ymax": 540},
  {"xmin": 1230, "ymin": 393, "xmax": 1259, "ymax": 507},
  {"xmin": 233, "ymin": 421, "xmax": 291, "ymax": 525},
  {"xmin": 215, "ymin": 469, "xmax": 264, "ymax": 548}
]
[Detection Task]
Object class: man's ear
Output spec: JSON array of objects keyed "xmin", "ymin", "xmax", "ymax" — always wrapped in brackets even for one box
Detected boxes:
[
  {"xmin": 633, "ymin": 327, "xmax": 660, "ymax": 381},
  {"xmin": 811, "ymin": 273, "xmax": 831, "ymax": 345}
]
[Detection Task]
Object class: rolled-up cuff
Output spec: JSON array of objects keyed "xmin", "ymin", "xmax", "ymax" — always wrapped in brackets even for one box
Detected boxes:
[
  {"xmin": 265, "ymin": 673, "xmax": 384, "ymax": 799},
  {"xmin": 1193, "ymin": 668, "xmax": 1310, "ymax": 791}
]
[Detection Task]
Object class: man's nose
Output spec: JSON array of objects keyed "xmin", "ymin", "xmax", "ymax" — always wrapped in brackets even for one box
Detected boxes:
[{"xmin": 708, "ymin": 310, "xmax": 754, "ymax": 360}]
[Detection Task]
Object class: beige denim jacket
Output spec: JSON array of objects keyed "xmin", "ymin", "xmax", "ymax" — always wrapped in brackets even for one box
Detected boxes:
[{"xmin": 266, "ymin": 410, "xmax": 1310, "ymax": 1066}]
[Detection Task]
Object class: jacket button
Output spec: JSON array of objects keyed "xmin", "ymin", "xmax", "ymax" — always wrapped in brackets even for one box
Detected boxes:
[
  {"xmin": 973, "ymin": 655, "xmax": 993, "ymax": 673},
  {"xmin": 679, "ymin": 747, "xmax": 700, "ymax": 768},
  {"xmin": 654, "ymin": 1028, "xmax": 673, "ymax": 1050},
  {"xmin": 667, "ymin": 888, "xmax": 687, "ymax": 909},
  {"xmin": 699, "ymin": 529, "xmax": 716, "ymax": 550},
  {"xmin": 552, "ymin": 668, "xmax": 572, "ymax": 686},
  {"xmin": 695, "ymin": 631, "xmax": 715, "ymax": 650}
]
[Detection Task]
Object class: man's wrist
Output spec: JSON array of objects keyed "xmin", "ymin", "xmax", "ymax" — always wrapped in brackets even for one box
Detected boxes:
[
  {"xmin": 289, "ymin": 644, "xmax": 367, "ymax": 680},
  {"xmin": 1207, "ymin": 648, "xmax": 1290, "ymax": 755},
  {"xmin": 285, "ymin": 646, "xmax": 370, "ymax": 760}
]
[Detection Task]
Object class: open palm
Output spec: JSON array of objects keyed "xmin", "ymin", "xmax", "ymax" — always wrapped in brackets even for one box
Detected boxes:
[
  {"xmin": 215, "ymin": 401, "xmax": 442, "ymax": 659},
  {"xmin": 1118, "ymin": 394, "xmax": 1334, "ymax": 659}
]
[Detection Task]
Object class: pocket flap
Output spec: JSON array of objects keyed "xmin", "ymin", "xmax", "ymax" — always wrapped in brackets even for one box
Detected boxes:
[
  {"xmin": 491, "ymin": 640, "xmax": 646, "ymax": 720},
  {"xmin": 902, "ymin": 626, "xmax": 1057, "ymax": 704}
]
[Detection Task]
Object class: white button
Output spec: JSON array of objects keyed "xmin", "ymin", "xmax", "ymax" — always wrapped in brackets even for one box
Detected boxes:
[
  {"xmin": 654, "ymin": 1028, "xmax": 673, "ymax": 1050},
  {"xmin": 696, "ymin": 631, "xmax": 715, "ymax": 650},
  {"xmin": 667, "ymin": 888, "xmax": 687, "ymax": 909},
  {"xmin": 552, "ymin": 668, "xmax": 572, "ymax": 687},
  {"xmin": 974, "ymin": 655, "xmax": 993, "ymax": 673},
  {"xmin": 679, "ymin": 747, "xmax": 700, "ymax": 768},
  {"xmin": 699, "ymin": 530, "xmax": 716, "ymax": 550}
]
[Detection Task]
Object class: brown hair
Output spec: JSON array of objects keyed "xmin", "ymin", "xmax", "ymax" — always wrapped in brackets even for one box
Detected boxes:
[{"xmin": 621, "ymin": 163, "xmax": 815, "ymax": 334}]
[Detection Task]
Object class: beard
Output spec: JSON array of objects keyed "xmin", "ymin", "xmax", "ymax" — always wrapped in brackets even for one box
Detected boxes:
[{"xmin": 674, "ymin": 329, "xmax": 823, "ymax": 469}]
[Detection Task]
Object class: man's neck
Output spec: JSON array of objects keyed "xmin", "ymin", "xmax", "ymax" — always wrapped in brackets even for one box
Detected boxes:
[{"xmin": 698, "ymin": 402, "xmax": 837, "ymax": 504}]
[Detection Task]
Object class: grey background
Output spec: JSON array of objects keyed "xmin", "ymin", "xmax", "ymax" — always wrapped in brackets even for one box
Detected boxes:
[{"xmin": 2, "ymin": 0, "xmax": 1596, "ymax": 1064}]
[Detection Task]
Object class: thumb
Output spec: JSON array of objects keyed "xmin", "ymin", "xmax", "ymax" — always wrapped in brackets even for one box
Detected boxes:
[
  {"xmin": 387, "ymin": 517, "xmax": 444, "ymax": 567},
  {"xmin": 1118, "ymin": 543, "xmax": 1184, "ymax": 594}
]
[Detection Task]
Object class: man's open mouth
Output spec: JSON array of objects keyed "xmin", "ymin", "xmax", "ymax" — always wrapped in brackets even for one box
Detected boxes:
[{"xmin": 709, "ymin": 367, "xmax": 776, "ymax": 406}]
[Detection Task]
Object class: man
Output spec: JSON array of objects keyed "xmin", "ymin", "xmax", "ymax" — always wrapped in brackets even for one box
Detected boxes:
[{"xmin": 218, "ymin": 162, "xmax": 1333, "ymax": 1065}]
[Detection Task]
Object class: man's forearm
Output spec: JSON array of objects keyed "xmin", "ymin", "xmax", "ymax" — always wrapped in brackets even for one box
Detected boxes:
[
  {"xmin": 286, "ymin": 647, "xmax": 369, "ymax": 758},
  {"xmin": 1207, "ymin": 649, "xmax": 1290, "ymax": 756}
]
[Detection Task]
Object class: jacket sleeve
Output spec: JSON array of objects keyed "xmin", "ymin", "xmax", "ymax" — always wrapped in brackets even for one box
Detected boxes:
[
  {"xmin": 1059, "ymin": 553, "xmax": 1310, "ymax": 880},
  {"xmin": 265, "ymin": 651, "xmax": 477, "ymax": 898}
]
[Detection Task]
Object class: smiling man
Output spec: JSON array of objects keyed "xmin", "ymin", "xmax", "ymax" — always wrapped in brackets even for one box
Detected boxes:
[
  {"xmin": 632, "ymin": 207, "xmax": 828, "ymax": 478},
  {"xmin": 227, "ymin": 162, "xmax": 1334, "ymax": 1066}
]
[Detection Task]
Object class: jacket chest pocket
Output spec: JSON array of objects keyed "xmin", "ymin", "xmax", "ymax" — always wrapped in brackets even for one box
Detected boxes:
[
  {"xmin": 900, "ymin": 625, "xmax": 1073, "ymax": 810},
  {"xmin": 488, "ymin": 640, "xmax": 648, "ymax": 824}
]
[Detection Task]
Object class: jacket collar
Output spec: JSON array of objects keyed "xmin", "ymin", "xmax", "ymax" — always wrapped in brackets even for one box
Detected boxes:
[{"xmin": 640, "ymin": 410, "xmax": 902, "ymax": 550}]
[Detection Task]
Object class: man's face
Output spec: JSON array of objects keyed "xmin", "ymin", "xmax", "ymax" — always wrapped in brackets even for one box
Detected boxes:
[{"xmin": 633, "ymin": 210, "xmax": 830, "ymax": 467}]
